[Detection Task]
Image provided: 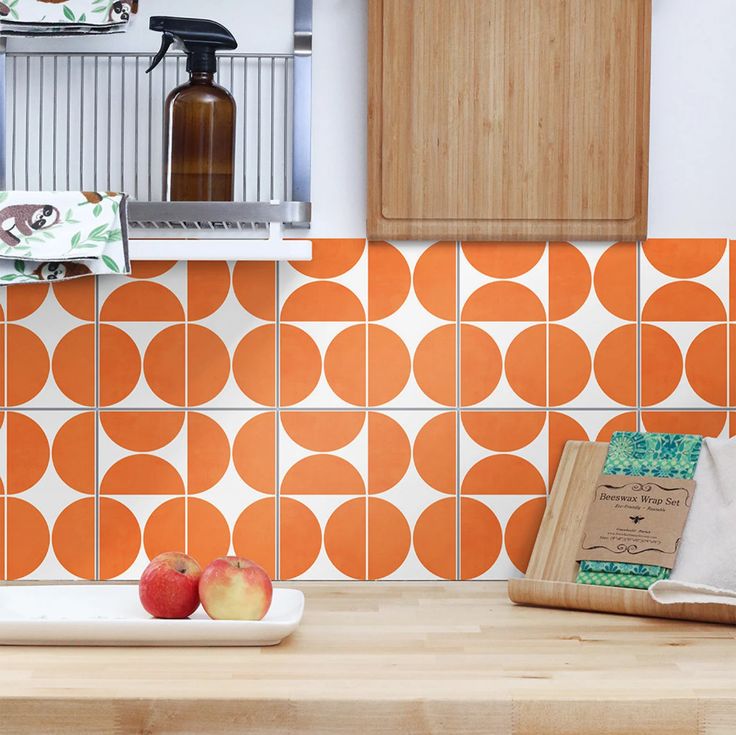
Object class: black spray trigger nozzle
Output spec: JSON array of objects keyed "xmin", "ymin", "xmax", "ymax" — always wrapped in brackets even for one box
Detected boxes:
[{"xmin": 146, "ymin": 32, "xmax": 174, "ymax": 74}]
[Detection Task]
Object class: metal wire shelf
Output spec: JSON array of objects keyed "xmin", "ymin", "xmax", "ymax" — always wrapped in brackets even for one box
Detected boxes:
[{"xmin": 0, "ymin": 1, "xmax": 312, "ymax": 245}]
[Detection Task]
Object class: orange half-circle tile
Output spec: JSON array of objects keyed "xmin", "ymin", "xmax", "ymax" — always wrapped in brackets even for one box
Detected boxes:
[
  {"xmin": 686, "ymin": 325, "xmax": 727, "ymax": 406},
  {"xmin": 143, "ymin": 498, "xmax": 184, "ymax": 561},
  {"xmin": 324, "ymin": 325, "xmax": 366, "ymax": 406},
  {"xmin": 7, "ymin": 325, "xmax": 49, "ymax": 405},
  {"xmin": 7, "ymin": 412, "xmax": 49, "ymax": 494},
  {"xmin": 188, "ymin": 413, "xmax": 231, "ymax": 494},
  {"xmin": 643, "ymin": 282, "xmax": 726, "ymax": 322},
  {"xmin": 643, "ymin": 239, "xmax": 726, "ymax": 279},
  {"xmin": 6, "ymin": 498, "xmax": 49, "ymax": 580},
  {"xmin": 280, "ymin": 498, "xmax": 322, "ymax": 579},
  {"xmin": 281, "ymin": 455, "xmax": 364, "ymax": 495},
  {"xmin": 99, "ymin": 324, "xmax": 141, "ymax": 407},
  {"xmin": 52, "ymin": 324, "xmax": 95, "ymax": 406},
  {"xmin": 130, "ymin": 261, "xmax": 176, "ymax": 279},
  {"xmin": 101, "ymin": 282, "xmax": 185, "ymax": 322},
  {"xmin": 54, "ymin": 278, "xmax": 95, "ymax": 320},
  {"xmin": 414, "ymin": 412, "xmax": 456, "ymax": 495},
  {"xmin": 505, "ymin": 498, "xmax": 546, "ymax": 574},
  {"xmin": 283, "ymin": 412, "xmax": 365, "ymax": 452},
  {"xmin": 368, "ymin": 241, "xmax": 411, "ymax": 320},
  {"xmin": 462, "ymin": 412, "xmax": 545, "ymax": 452},
  {"xmin": 548, "ymin": 412, "xmax": 587, "ymax": 481},
  {"xmin": 233, "ymin": 325, "xmax": 276, "ymax": 406},
  {"xmin": 143, "ymin": 325, "xmax": 185, "ymax": 405},
  {"xmin": 462, "ymin": 242, "xmax": 545, "ymax": 278},
  {"xmin": 280, "ymin": 325, "xmax": 322, "ymax": 406},
  {"xmin": 368, "ymin": 412, "xmax": 411, "ymax": 494},
  {"xmin": 460, "ymin": 498, "xmax": 502, "ymax": 579},
  {"xmin": 233, "ymin": 412, "xmax": 276, "ymax": 493},
  {"xmin": 233, "ymin": 498, "xmax": 276, "ymax": 579},
  {"xmin": 52, "ymin": 412, "xmax": 94, "ymax": 494},
  {"xmin": 369, "ymin": 325, "xmax": 411, "ymax": 405},
  {"xmin": 188, "ymin": 325, "xmax": 230, "ymax": 406},
  {"xmin": 594, "ymin": 325, "xmax": 637, "ymax": 406},
  {"xmin": 101, "ymin": 412, "xmax": 185, "ymax": 452},
  {"xmin": 99, "ymin": 497, "xmax": 141, "ymax": 580},
  {"xmin": 7, "ymin": 282, "xmax": 48, "ymax": 320},
  {"xmin": 282, "ymin": 281, "xmax": 365, "ymax": 322},
  {"xmin": 641, "ymin": 325, "xmax": 683, "ymax": 406},
  {"xmin": 187, "ymin": 498, "xmax": 231, "ymax": 568},
  {"xmin": 52, "ymin": 498, "xmax": 94, "ymax": 579},
  {"xmin": 368, "ymin": 498, "xmax": 411, "ymax": 579},
  {"xmin": 324, "ymin": 498, "xmax": 366, "ymax": 579},
  {"xmin": 549, "ymin": 325, "xmax": 591, "ymax": 406},
  {"xmin": 460, "ymin": 325, "xmax": 503, "ymax": 406},
  {"xmin": 549, "ymin": 242, "xmax": 591, "ymax": 321},
  {"xmin": 290, "ymin": 239, "xmax": 364, "ymax": 278},
  {"xmin": 462, "ymin": 282, "xmax": 546, "ymax": 322},
  {"xmin": 642, "ymin": 411, "xmax": 726, "ymax": 438},
  {"xmin": 594, "ymin": 242, "xmax": 637, "ymax": 320},
  {"xmin": 505, "ymin": 325, "xmax": 546, "ymax": 406},
  {"xmin": 414, "ymin": 242, "xmax": 456, "ymax": 320},
  {"xmin": 461, "ymin": 455, "xmax": 546, "ymax": 495},
  {"xmin": 414, "ymin": 324, "xmax": 455, "ymax": 406},
  {"xmin": 413, "ymin": 498, "xmax": 456, "ymax": 579},
  {"xmin": 597, "ymin": 413, "xmax": 637, "ymax": 443},
  {"xmin": 188, "ymin": 261, "xmax": 231, "ymax": 320},
  {"xmin": 232, "ymin": 262, "xmax": 275, "ymax": 320},
  {"xmin": 101, "ymin": 455, "xmax": 184, "ymax": 495}
]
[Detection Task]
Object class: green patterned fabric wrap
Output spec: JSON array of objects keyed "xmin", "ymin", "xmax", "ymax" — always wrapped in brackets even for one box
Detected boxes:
[
  {"xmin": 576, "ymin": 570, "xmax": 670, "ymax": 590},
  {"xmin": 576, "ymin": 431, "xmax": 702, "ymax": 590}
]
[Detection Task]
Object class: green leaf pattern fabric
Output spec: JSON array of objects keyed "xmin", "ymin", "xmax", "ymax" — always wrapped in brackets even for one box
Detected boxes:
[
  {"xmin": 0, "ymin": 192, "xmax": 130, "ymax": 285},
  {"xmin": 576, "ymin": 431, "xmax": 703, "ymax": 591},
  {"xmin": 0, "ymin": 0, "xmax": 135, "ymax": 35}
]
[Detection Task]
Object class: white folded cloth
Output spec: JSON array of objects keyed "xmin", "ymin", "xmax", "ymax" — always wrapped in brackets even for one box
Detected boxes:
[
  {"xmin": 0, "ymin": 192, "xmax": 130, "ymax": 284},
  {"xmin": 649, "ymin": 437, "xmax": 736, "ymax": 606},
  {"xmin": 0, "ymin": 0, "xmax": 136, "ymax": 36}
]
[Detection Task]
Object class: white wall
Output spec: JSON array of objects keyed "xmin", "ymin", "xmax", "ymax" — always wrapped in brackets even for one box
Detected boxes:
[{"xmin": 9, "ymin": 0, "xmax": 736, "ymax": 238}]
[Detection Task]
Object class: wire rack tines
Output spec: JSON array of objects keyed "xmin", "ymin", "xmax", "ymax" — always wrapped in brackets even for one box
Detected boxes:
[{"xmin": 4, "ymin": 50, "xmax": 310, "ymax": 237}]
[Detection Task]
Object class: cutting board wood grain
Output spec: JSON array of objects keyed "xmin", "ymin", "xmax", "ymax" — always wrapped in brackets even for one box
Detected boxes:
[
  {"xmin": 368, "ymin": 0, "xmax": 652, "ymax": 241},
  {"xmin": 508, "ymin": 441, "xmax": 736, "ymax": 625}
]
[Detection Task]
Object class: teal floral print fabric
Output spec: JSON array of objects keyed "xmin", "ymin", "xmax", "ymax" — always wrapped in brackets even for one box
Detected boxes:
[{"xmin": 576, "ymin": 431, "xmax": 703, "ymax": 590}]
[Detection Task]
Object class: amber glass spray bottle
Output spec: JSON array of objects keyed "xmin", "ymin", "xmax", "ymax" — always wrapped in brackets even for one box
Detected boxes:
[{"xmin": 147, "ymin": 16, "xmax": 238, "ymax": 202}]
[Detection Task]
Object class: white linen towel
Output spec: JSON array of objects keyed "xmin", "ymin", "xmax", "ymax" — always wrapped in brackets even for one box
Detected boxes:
[{"xmin": 649, "ymin": 436, "xmax": 736, "ymax": 606}]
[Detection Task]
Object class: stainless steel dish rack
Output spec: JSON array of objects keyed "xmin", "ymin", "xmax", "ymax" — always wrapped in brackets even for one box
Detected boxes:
[{"xmin": 0, "ymin": 1, "xmax": 312, "ymax": 249}]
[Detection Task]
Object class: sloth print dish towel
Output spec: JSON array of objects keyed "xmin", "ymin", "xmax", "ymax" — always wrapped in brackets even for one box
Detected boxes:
[
  {"xmin": 0, "ymin": 191, "xmax": 131, "ymax": 285},
  {"xmin": 0, "ymin": 0, "xmax": 138, "ymax": 35}
]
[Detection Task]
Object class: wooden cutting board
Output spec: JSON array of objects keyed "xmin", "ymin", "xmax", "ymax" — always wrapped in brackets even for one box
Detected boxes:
[
  {"xmin": 368, "ymin": 0, "xmax": 652, "ymax": 241},
  {"xmin": 508, "ymin": 441, "xmax": 736, "ymax": 625}
]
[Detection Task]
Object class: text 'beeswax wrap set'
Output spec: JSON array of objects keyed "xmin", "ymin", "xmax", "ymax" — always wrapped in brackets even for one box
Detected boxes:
[
  {"xmin": 575, "ymin": 431, "xmax": 736, "ymax": 607},
  {"xmin": 0, "ymin": 0, "xmax": 137, "ymax": 35}
]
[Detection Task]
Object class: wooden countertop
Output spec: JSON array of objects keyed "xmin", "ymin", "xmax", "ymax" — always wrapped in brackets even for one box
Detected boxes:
[{"xmin": 1, "ymin": 582, "xmax": 735, "ymax": 734}]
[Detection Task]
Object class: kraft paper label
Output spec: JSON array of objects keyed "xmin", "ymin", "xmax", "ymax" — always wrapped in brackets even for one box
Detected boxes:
[{"xmin": 576, "ymin": 474, "xmax": 696, "ymax": 567}]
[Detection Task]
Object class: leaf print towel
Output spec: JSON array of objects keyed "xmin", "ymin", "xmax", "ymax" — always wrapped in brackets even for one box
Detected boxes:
[
  {"xmin": 0, "ymin": 0, "xmax": 137, "ymax": 36},
  {"xmin": 0, "ymin": 191, "xmax": 130, "ymax": 284}
]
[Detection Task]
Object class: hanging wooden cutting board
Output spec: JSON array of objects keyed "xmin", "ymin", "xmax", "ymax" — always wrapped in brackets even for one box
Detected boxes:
[{"xmin": 368, "ymin": 0, "xmax": 652, "ymax": 241}]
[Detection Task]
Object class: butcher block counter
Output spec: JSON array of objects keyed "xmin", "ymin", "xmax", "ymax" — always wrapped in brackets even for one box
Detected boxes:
[{"xmin": 1, "ymin": 582, "xmax": 735, "ymax": 735}]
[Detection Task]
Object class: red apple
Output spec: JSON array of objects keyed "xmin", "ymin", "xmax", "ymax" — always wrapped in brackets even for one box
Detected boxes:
[
  {"xmin": 199, "ymin": 557, "xmax": 273, "ymax": 621},
  {"xmin": 139, "ymin": 552, "xmax": 202, "ymax": 619}
]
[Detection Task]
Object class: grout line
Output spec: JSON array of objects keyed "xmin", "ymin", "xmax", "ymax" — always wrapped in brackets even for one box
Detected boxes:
[
  {"xmin": 184, "ymin": 265, "xmax": 189, "ymax": 556},
  {"xmin": 3, "ymin": 290, "xmax": 6, "ymax": 580},
  {"xmin": 275, "ymin": 260, "xmax": 281, "ymax": 582},
  {"xmin": 636, "ymin": 241, "xmax": 642, "ymax": 433},
  {"xmin": 365, "ymin": 240, "xmax": 369, "ymax": 582},
  {"xmin": 455, "ymin": 240, "xmax": 461, "ymax": 581},
  {"xmin": 94, "ymin": 275, "xmax": 100, "ymax": 581}
]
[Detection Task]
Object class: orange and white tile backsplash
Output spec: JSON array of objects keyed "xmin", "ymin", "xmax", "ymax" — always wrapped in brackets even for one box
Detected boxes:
[{"xmin": 0, "ymin": 238, "xmax": 734, "ymax": 581}]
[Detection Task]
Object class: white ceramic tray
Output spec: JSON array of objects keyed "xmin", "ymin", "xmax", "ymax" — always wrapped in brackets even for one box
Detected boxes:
[{"xmin": 0, "ymin": 585, "xmax": 304, "ymax": 647}]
